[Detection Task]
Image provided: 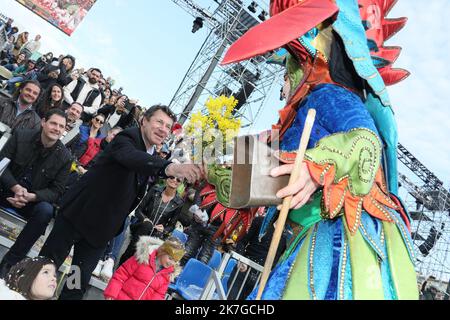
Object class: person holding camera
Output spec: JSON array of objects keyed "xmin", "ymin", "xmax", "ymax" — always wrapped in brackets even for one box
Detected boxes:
[{"xmin": 97, "ymin": 94, "xmax": 134, "ymax": 132}]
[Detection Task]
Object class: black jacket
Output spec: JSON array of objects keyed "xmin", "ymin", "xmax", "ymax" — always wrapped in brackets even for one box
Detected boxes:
[
  {"xmin": 59, "ymin": 127, "xmax": 171, "ymax": 248},
  {"xmin": 134, "ymin": 185, "xmax": 184, "ymax": 237},
  {"xmin": 0, "ymin": 129, "xmax": 72, "ymax": 203},
  {"xmin": 0, "ymin": 96, "xmax": 41, "ymax": 132}
]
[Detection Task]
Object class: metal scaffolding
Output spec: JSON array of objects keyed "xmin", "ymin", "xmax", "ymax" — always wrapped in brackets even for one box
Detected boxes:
[
  {"xmin": 169, "ymin": 0, "xmax": 284, "ymax": 127},
  {"xmin": 398, "ymin": 144, "xmax": 450, "ymax": 299}
]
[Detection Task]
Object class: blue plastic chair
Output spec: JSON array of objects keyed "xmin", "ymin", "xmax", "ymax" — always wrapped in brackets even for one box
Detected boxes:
[
  {"xmin": 207, "ymin": 250, "xmax": 222, "ymax": 270},
  {"xmin": 175, "ymin": 258, "xmax": 213, "ymax": 300},
  {"xmin": 221, "ymin": 274, "xmax": 230, "ymax": 294},
  {"xmin": 224, "ymin": 258, "xmax": 237, "ymax": 276},
  {"xmin": 171, "ymin": 229, "xmax": 188, "ymax": 244}
]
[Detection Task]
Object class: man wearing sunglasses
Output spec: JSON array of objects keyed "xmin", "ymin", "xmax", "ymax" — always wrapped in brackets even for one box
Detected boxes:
[
  {"xmin": 39, "ymin": 104, "xmax": 203, "ymax": 300},
  {"xmin": 117, "ymin": 176, "xmax": 185, "ymax": 266}
]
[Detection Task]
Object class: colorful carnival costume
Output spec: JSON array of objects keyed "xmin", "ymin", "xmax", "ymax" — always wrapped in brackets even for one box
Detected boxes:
[{"xmin": 220, "ymin": 0, "xmax": 418, "ymax": 300}]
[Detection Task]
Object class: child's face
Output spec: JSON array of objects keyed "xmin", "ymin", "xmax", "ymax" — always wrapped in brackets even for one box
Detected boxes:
[
  {"xmin": 159, "ymin": 254, "xmax": 176, "ymax": 269},
  {"xmin": 30, "ymin": 264, "xmax": 57, "ymax": 300}
]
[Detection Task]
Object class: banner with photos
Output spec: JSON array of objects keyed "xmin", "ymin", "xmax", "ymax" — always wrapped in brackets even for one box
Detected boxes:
[{"xmin": 15, "ymin": 0, "xmax": 97, "ymax": 36}]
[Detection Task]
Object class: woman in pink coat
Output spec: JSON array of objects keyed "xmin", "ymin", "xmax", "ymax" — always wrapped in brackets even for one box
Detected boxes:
[{"xmin": 104, "ymin": 236, "xmax": 184, "ymax": 300}]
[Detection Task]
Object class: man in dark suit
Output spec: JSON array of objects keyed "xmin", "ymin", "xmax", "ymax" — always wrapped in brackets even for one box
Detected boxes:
[{"xmin": 39, "ymin": 104, "xmax": 203, "ymax": 300}]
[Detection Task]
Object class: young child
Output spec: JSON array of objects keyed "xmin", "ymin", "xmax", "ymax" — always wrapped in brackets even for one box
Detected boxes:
[
  {"xmin": 0, "ymin": 256, "xmax": 57, "ymax": 300},
  {"xmin": 104, "ymin": 236, "xmax": 184, "ymax": 300}
]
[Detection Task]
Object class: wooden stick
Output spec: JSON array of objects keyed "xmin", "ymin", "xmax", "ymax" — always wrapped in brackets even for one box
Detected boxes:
[{"xmin": 256, "ymin": 108, "xmax": 316, "ymax": 300}]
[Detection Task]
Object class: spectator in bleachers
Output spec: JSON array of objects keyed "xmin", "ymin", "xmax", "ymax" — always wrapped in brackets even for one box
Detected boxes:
[
  {"xmin": 63, "ymin": 67, "xmax": 102, "ymax": 122},
  {"xmin": 0, "ymin": 256, "xmax": 57, "ymax": 300},
  {"xmin": 82, "ymin": 125, "xmax": 123, "ymax": 170},
  {"xmin": 35, "ymin": 52, "xmax": 53, "ymax": 71},
  {"xmin": 0, "ymin": 35, "xmax": 16, "ymax": 62},
  {"xmin": 5, "ymin": 59, "xmax": 38, "ymax": 93},
  {"xmin": 118, "ymin": 176, "xmax": 185, "ymax": 266},
  {"xmin": 56, "ymin": 55, "xmax": 76, "ymax": 87},
  {"xmin": 12, "ymin": 32, "xmax": 28, "ymax": 57},
  {"xmin": 0, "ymin": 109, "xmax": 72, "ymax": 279},
  {"xmin": 60, "ymin": 102, "xmax": 83, "ymax": 145},
  {"xmin": 0, "ymin": 18, "xmax": 14, "ymax": 34},
  {"xmin": 20, "ymin": 34, "xmax": 41, "ymax": 58},
  {"xmin": 104, "ymin": 236, "xmax": 184, "ymax": 300},
  {"xmin": 98, "ymin": 94, "xmax": 127, "ymax": 130},
  {"xmin": 7, "ymin": 27, "xmax": 19, "ymax": 43},
  {"xmin": 117, "ymin": 102, "xmax": 142, "ymax": 130},
  {"xmin": 0, "ymin": 80, "xmax": 42, "ymax": 131},
  {"xmin": 69, "ymin": 67, "xmax": 83, "ymax": 82},
  {"xmin": 66, "ymin": 113, "xmax": 106, "ymax": 162},
  {"xmin": 101, "ymin": 87, "xmax": 112, "ymax": 107},
  {"xmin": 35, "ymin": 83, "xmax": 64, "ymax": 118},
  {"xmin": 179, "ymin": 192, "xmax": 223, "ymax": 267},
  {"xmin": 35, "ymin": 65, "xmax": 60, "ymax": 91},
  {"xmin": 1, "ymin": 52, "xmax": 26, "ymax": 72}
]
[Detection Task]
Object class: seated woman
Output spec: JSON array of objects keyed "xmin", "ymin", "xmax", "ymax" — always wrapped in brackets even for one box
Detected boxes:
[
  {"xmin": 66, "ymin": 113, "xmax": 106, "ymax": 166},
  {"xmin": 97, "ymin": 94, "xmax": 128, "ymax": 130},
  {"xmin": 1, "ymin": 52, "xmax": 26, "ymax": 71},
  {"xmin": 35, "ymin": 83, "xmax": 64, "ymax": 118},
  {"xmin": 118, "ymin": 177, "xmax": 185, "ymax": 266}
]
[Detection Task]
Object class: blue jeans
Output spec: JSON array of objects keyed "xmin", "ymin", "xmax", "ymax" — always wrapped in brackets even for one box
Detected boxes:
[
  {"xmin": 3, "ymin": 63, "xmax": 17, "ymax": 72},
  {"xmin": 0, "ymin": 200, "xmax": 54, "ymax": 268},
  {"xmin": 103, "ymin": 216, "xmax": 130, "ymax": 261},
  {"xmin": 7, "ymin": 76, "xmax": 24, "ymax": 93}
]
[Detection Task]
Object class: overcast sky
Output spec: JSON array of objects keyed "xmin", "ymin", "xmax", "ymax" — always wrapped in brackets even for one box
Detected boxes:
[{"xmin": 2, "ymin": 0, "xmax": 449, "ymax": 188}]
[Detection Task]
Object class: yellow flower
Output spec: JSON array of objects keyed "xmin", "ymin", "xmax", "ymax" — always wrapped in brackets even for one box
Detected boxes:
[{"xmin": 185, "ymin": 95, "xmax": 242, "ymax": 159}]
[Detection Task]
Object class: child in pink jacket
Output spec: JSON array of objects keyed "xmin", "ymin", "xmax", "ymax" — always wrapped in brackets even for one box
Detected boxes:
[{"xmin": 104, "ymin": 236, "xmax": 184, "ymax": 300}]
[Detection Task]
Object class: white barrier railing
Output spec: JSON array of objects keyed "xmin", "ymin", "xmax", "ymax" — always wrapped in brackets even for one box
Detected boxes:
[{"xmin": 200, "ymin": 251, "xmax": 263, "ymax": 300}]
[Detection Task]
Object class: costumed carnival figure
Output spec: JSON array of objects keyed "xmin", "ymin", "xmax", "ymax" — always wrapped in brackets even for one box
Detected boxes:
[{"xmin": 214, "ymin": 0, "xmax": 418, "ymax": 300}]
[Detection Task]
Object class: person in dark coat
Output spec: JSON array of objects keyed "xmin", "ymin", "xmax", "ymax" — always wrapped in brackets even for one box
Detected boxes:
[
  {"xmin": 0, "ymin": 80, "xmax": 42, "ymax": 132},
  {"xmin": 38, "ymin": 104, "xmax": 204, "ymax": 300},
  {"xmin": 0, "ymin": 109, "xmax": 72, "ymax": 278}
]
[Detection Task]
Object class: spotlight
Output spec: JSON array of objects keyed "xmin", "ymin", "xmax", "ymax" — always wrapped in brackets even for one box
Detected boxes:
[
  {"xmin": 258, "ymin": 10, "xmax": 267, "ymax": 21},
  {"xmin": 248, "ymin": 1, "xmax": 257, "ymax": 13},
  {"xmin": 192, "ymin": 17, "xmax": 204, "ymax": 33}
]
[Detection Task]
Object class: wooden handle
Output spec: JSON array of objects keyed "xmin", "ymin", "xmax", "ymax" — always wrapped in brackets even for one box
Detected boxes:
[{"xmin": 256, "ymin": 108, "xmax": 316, "ymax": 300}]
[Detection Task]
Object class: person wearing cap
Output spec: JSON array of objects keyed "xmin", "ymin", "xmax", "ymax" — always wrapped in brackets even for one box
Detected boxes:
[{"xmin": 104, "ymin": 236, "xmax": 185, "ymax": 300}]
